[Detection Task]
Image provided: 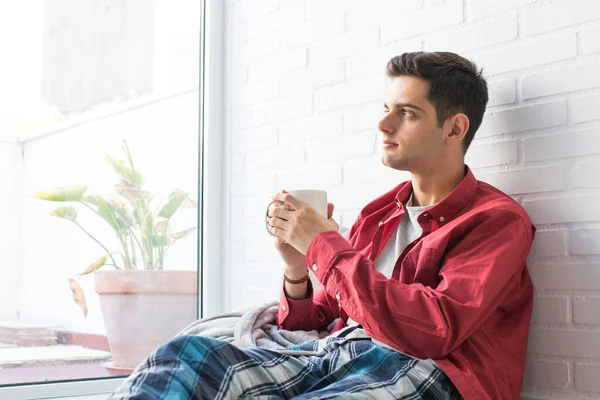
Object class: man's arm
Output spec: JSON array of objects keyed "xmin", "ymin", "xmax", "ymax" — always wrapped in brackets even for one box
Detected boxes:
[
  {"xmin": 276, "ymin": 279, "xmax": 339, "ymax": 331},
  {"xmin": 283, "ymin": 269, "xmax": 310, "ymax": 300},
  {"xmin": 276, "ymin": 223, "xmax": 358, "ymax": 332},
  {"xmin": 305, "ymin": 210, "xmax": 534, "ymax": 360}
]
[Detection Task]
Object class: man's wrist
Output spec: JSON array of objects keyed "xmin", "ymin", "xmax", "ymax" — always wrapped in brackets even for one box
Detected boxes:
[{"xmin": 284, "ymin": 265, "xmax": 307, "ymax": 280}]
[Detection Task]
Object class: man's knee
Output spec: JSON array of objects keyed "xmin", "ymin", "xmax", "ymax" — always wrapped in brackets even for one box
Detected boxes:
[{"xmin": 154, "ymin": 335, "xmax": 224, "ymax": 360}]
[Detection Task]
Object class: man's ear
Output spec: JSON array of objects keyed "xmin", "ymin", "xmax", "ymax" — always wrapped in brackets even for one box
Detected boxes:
[{"xmin": 444, "ymin": 113, "xmax": 470, "ymax": 146}]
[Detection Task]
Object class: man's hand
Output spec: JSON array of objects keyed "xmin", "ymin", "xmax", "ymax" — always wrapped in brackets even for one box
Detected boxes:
[
  {"xmin": 269, "ymin": 202, "xmax": 307, "ymax": 272},
  {"xmin": 267, "ymin": 191, "xmax": 339, "ymax": 255}
]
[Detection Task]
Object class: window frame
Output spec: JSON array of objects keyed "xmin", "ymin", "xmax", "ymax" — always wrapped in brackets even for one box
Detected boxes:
[{"xmin": 0, "ymin": 0, "xmax": 224, "ymax": 397}]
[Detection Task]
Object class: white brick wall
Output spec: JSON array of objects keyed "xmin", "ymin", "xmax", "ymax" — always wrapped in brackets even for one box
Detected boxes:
[
  {"xmin": 522, "ymin": 61, "xmax": 600, "ymax": 99},
  {"xmin": 468, "ymin": 0, "xmax": 536, "ymax": 20},
  {"xmin": 478, "ymin": 101, "xmax": 567, "ymax": 137},
  {"xmin": 474, "ymin": 34, "xmax": 577, "ymax": 76},
  {"xmin": 524, "ymin": 360, "xmax": 570, "ymax": 389},
  {"xmin": 582, "ymin": 25, "xmax": 600, "ymax": 55},
  {"xmin": 224, "ymin": 1, "xmax": 600, "ymax": 398},
  {"xmin": 532, "ymin": 296, "xmax": 569, "ymax": 324},
  {"xmin": 382, "ymin": 0, "xmax": 464, "ymax": 42},
  {"xmin": 521, "ymin": 0, "xmax": 600, "ymax": 36},
  {"xmin": 574, "ymin": 94, "xmax": 600, "ymax": 124},
  {"xmin": 574, "ymin": 297, "xmax": 600, "ymax": 324},
  {"xmin": 424, "ymin": 16, "xmax": 518, "ymax": 53}
]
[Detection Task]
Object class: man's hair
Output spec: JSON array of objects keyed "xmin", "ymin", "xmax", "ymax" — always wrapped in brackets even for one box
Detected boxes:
[{"xmin": 385, "ymin": 52, "xmax": 488, "ymax": 153}]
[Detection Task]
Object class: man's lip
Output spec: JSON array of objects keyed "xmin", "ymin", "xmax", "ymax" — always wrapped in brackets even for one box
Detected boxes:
[{"xmin": 383, "ymin": 141, "xmax": 398, "ymax": 145}]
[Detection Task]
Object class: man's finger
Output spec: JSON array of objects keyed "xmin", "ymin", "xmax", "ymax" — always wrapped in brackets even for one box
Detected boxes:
[
  {"xmin": 268, "ymin": 217, "xmax": 287, "ymax": 230},
  {"xmin": 270, "ymin": 206, "xmax": 292, "ymax": 220},
  {"xmin": 268, "ymin": 224, "xmax": 286, "ymax": 239},
  {"xmin": 327, "ymin": 203, "xmax": 335, "ymax": 219},
  {"xmin": 272, "ymin": 191, "xmax": 303, "ymax": 210}
]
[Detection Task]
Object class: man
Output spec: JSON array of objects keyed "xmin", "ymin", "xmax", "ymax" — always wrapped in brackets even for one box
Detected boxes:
[{"xmin": 111, "ymin": 52, "xmax": 534, "ymax": 400}]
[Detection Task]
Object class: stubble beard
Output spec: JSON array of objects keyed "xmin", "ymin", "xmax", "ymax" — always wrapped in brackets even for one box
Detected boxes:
[{"xmin": 381, "ymin": 152, "xmax": 409, "ymax": 172}]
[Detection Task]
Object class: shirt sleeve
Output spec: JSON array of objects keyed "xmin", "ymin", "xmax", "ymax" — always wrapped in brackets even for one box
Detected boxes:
[
  {"xmin": 276, "ymin": 279, "xmax": 339, "ymax": 331},
  {"xmin": 276, "ymin": 221, "xmax": 363, "ymax": 331},
  {"xmin": 304, "ymin": 210, "xmax": 534, "ymax": 360}
]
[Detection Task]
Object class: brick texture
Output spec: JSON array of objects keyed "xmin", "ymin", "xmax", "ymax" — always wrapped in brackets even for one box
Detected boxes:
[
  {"xmin": 574, "ymin": 297, "xmax": 600, "ymax": 324},
  {"xmin": 225, "ymin": 1, "xmax": 600, "ymax": 398},
  {"xmin": 382, "ymin": 0, "xmax": 463, "ymax": 42},
  {"xmin": 523, "ymin": 360, "xmax": 569, "ymax": 388},
  {"xmin": 532, "ymin": 297, "xmax": 569, "ymax": 324}
]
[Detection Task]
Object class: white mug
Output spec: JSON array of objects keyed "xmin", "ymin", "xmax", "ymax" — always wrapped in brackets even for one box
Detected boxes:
[
  {"xmin": 266, "ymin": 190, "xmax": 328, "ymax": 236},
  {"xmin": 286, "ymin": 190, "xmax": 328, "ymax": 217}
]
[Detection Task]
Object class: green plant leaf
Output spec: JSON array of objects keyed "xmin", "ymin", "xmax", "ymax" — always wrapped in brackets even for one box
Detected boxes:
[
  {"xmin": 132, "ymin": 207, "xmax": 143, "ymax": 226},
  {"xmin": 151, "ymin": 234, "xmax": 172, "ymax": 247},
  {"xmin": 82, "ymin": 195, "xmax": 103, "ymax": 206},
  {"xmin": 85, "ymin": 195, "xmax": 134, "ymax": 230},
  {"xmin": 154, "ymin": 218, "xmax": 170, "ymax": 236},
  {"xmin": 106, "ymin": 155, "xmax": 145, "ymax": 186},
  {"xmin": 78, "ymin": 254, "xmax": 108, "ymax": 276},
  {"xmin": 98, "ymin": 203, "xmax": 125, "ymax": 234},
  {"xmin": 170, "ymin": 227, "xmax": 196, "ymax": 240},
  {"xmin": 115, "ymin": 180, "xmax": 150, "ymax": 203},
  {"xmin": 50, "ymin": 206, "xmax": 78, "ymax": 221},
  {"xmin": 158, "ymin": 194, "xmax": 187, "ymax": 219},
  {"xmin": 142, "ymin": 211, "xmax": 154, "ymax": 238},
  {"xmin": 115, "ymin": 208, "xmax": 135, "ymax": 229},
  {"xmin": 111, "ymin": 202, "xmax": 135, "ymax": 230},
  {"xmin": 33, "ymin": 185, "xmax": 88, "ymax": 201},
  {"xmin": 170, "ymin": 189, "xmax": 197, "ymax": 208}
]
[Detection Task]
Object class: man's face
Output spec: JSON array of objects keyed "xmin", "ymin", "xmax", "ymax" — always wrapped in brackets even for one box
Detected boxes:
[{"xmin": 379, "ymin": 76, "xmax": 445, "ymax": 172}]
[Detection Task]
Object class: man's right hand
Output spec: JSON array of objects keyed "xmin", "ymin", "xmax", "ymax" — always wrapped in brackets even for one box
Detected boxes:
[{"xmin": 270, "ymin": 201, "xmax": 335, "ymax": 275}]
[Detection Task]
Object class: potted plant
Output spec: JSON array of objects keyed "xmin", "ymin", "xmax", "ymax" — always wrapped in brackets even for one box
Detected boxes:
[{"xmin": 33, "ymin": 141, "xmax": 198, "ymax": 373}]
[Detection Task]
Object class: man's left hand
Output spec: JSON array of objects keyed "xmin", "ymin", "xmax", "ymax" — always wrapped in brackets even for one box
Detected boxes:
[{"xmin": 267, "ymin": 191, "xmax": 339, "ymax": 255}]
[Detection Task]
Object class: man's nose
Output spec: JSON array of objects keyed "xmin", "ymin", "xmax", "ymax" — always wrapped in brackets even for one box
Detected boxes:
[{"xmin": 378, "ymin": 114, "xmax": 395, "ymax": 135}]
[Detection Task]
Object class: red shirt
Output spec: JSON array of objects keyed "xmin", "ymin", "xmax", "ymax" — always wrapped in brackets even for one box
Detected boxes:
[{"xmin": 277, "ymin": 166, "xmax": 535, "ymax": 400}]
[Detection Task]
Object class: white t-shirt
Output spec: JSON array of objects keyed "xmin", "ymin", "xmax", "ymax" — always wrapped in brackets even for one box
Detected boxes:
[{"xmin": 346, "ymin": 193, "xmax": 435, "ymax": 328}]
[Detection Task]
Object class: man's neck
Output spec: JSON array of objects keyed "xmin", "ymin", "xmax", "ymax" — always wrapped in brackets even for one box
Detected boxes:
[{"xmin": 410, "ymin": 163, "xmax": 466, "ymax": 207}]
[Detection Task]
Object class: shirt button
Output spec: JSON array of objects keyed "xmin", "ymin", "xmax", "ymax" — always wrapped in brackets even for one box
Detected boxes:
[
  {"xmin": 281, "ymin": 305, "xmax": 287, "ymax": 312},
  {"xmin": 312, "ymin": 264, "xmax": 318, "ymax": 271},
  {"xmin": 379, "ymin": 221, "xmax": 384, "ymax": 226},
  {"xmin": 335, "ymin": 293, "xmax": 341, "ymax": 300},
  {"xmin": 439, "ymin": 216, "xmax": 445, "ymax": 222},
  {"xmin": 338, "ymin": 302, "xmax": 341, "ymax": 308}
]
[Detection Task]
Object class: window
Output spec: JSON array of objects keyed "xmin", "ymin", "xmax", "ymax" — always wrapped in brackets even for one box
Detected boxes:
[{"xmin": 0, "ymin": 0, "xmax": 212, "ymax": 397}]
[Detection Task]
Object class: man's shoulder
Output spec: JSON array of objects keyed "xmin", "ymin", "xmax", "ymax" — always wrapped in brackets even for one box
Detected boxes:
[{"xmin": 469, "ymin": 180, "xmax": 533, "ymax": 228}]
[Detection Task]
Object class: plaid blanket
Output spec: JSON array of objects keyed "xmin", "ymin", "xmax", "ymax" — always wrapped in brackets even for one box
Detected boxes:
[
  {"xmin": 109, "ymin": 335, "xmax": 460, "ymax": 399},
  {"xmin": 109, "ymin": 302, "xmax": 461, "ymax": 399}
]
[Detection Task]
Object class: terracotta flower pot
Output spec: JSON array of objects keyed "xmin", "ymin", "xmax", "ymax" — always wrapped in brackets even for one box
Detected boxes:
[{"xmin": 94, "ymin": 270, "xmax": 198, "ymax": 370}]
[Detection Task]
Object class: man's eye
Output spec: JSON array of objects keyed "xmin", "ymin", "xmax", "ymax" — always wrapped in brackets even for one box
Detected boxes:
[{"xmin": 401, "ymin": 109, "xmax": 412, "ymax": 116}]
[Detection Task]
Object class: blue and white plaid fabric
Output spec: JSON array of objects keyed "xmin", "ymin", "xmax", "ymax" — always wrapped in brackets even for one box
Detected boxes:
[{"xmin": 110, "ymin": 334, "xmax": 461, "ymax": 399}]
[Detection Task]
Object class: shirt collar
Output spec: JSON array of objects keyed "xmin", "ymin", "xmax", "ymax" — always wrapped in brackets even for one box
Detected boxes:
[{"xmin": 394, "ymin": 165, "xmax": 478, "ymax": 225}]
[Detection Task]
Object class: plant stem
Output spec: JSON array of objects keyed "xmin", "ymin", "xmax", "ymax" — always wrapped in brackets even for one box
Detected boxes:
[
  {"xmin": 72, "ymin": 221, "xmax": 119, "ymax": 267},
  {"xmin": 129, "ymin": 235, "xmax": 137, "ymax": 268},
  {"xmin": 81, "ymin": 201, "xmax": 106, "ymax": 221},
  {"xmin": 119, "ymin": 236, "xmax": 132, "ymax": 269},
  {"xmin": 131, "ymin": 230, "xmax": 144, "ymax": 263},
  {"xmin": 158, "ymin": 216, "xmax": 176, "ymax": 270},
  {"xmin": 81, "ymin": 200, "xmax": 130, "ymax": 269},
  {"xmin": 123, "ymin": 141, "xmax": 155, "ymax": 269},
  {"xmin": 145, "ymin": 236, "xmax": 154, "ymax": 269}
]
